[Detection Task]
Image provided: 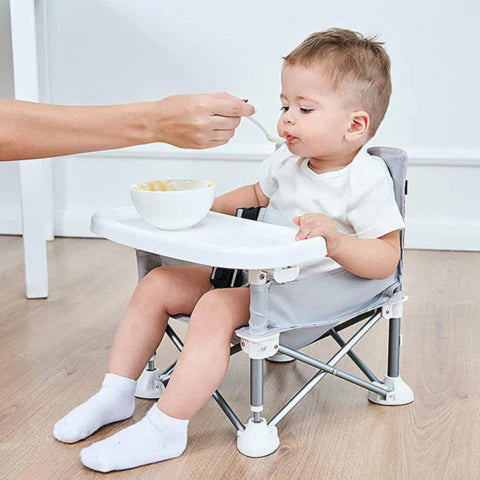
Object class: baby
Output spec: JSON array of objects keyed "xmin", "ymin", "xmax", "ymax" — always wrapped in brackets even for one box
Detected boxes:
[{"xmin": 53, "ymin": 28, "xmax": 404, "ymax": 472}]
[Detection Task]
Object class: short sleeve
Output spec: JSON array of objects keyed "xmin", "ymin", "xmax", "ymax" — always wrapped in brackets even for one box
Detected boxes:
[
  {"xmin": 346, "ymin": 162, "xmax": 405, "ymax": 239},
  {"xmin": 258, "ymin": 144, "xmax": 289, "ymax": 198}
]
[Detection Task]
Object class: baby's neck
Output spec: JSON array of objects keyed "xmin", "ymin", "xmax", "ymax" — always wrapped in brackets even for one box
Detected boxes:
[{"xmin": 307, "ymin": 148, "xmax": 361, "ymax": 175}]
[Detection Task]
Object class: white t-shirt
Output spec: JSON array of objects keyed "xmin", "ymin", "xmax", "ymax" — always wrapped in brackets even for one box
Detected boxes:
[{"xmin": 258, "ymin": 144, "xmax": 405, "ymax": 276}]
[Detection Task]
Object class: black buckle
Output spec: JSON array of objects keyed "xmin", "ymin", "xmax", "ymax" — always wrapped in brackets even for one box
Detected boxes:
[{"xmin": 210, "ymin": 267, "xmax": 244, "ymax": 289}]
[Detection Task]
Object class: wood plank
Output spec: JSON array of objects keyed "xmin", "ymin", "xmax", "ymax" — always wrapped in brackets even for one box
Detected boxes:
[{"xmin": 0, "ymin": 237, "xmax": 478, "ymax": 479}]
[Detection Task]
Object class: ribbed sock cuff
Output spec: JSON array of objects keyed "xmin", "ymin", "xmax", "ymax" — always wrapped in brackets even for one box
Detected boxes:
[
  {"xmin": 147, "ymin": 405, "xmax": 189, "ymax": 435},
  {"xmin": 102, "ymin": 373, "xmax": 137, "ymax": 394}
]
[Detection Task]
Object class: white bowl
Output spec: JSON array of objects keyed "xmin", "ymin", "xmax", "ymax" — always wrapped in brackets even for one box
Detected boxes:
[{"xmin": 130, "ymin": 179, "xmax": 215, "ymax": 230}]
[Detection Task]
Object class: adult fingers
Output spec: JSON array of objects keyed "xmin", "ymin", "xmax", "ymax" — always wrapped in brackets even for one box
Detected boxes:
[
  {"xmin": 210, "ymin": 129, "xmax": 236, "ymax": 141},
  {"xmin": 207, "ymin": 139, "xmax": 230, "ymax": 148},
  {"xmin": 210, "ymin": 115, "xmax": 241, "ymax": 130},
  {"xmin": 209, "ymin": 94, "xmax": 255, "ymax": 117}
]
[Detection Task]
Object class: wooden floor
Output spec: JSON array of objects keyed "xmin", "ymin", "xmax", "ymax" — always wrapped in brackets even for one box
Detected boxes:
[{"xmin": 0, "ymin": 236, "xmax": 478, "ymax": 480}]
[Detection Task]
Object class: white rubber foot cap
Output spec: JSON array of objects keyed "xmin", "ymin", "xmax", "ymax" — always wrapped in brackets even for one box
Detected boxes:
[
  {"xmin": 368, "ymin": 375, "xmax": 414, "ymax": 405},
  {"xmin": 135, "ymin": 369, "xmax": 165, "ymax": 399},
  {"xmin": 237, "ymin": 418, "xmax": 279, "ymax": 457},
  {"xmin": 266, "ymin": 352, "xmax": 296, "ymax": 363}
]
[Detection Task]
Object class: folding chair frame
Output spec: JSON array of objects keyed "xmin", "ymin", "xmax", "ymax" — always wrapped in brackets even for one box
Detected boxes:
[{"xmin": 136, "ymin": 296, "xmax": 413, "ymax": 457}]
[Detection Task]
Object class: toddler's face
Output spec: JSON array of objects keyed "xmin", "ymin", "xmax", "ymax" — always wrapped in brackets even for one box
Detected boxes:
[{"xmin": 277, "ymin": 64, "xmax": 353, "ymax": 159}]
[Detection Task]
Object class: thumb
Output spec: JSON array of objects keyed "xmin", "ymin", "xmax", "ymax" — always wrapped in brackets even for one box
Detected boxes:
[{"xmin": 293, "ymin": 216, "xmax": 301, "ymax": 226}]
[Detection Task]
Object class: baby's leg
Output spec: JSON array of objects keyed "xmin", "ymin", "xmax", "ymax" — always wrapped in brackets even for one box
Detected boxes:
[
  {"xmin": 80, "ymin": 287, "xmax": 250, "ymax": 472},
  {"xmin": 158, "ymin": 286, "xmax": 251, "ymax": 419},
  {"xmin": 54, "ymin": 265, "xmax": 212, "ymax": 444},
  {"xmin": 107, "ymin": 265, "xmax": 213, "ymax": 379}
]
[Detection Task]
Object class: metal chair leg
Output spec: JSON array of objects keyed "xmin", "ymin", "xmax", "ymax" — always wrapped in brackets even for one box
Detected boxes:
[
  {"xmin": 368, "ymin": 303, "xmax": 414, "ymax": 406},
  {"xmin": 237, "ymin": 358, "xmax": 279, "ymax": 457}
]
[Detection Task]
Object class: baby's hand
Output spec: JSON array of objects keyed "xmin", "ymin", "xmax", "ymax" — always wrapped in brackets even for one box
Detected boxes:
[{"xmin": 293, "ymin": 213, "xmax": 340, "ymax": 256}]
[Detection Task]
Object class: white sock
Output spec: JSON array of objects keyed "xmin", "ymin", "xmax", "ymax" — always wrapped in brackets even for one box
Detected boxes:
[
  {"xmin": 80, "ymin": 405, "xmax": 188, "ymax": 472},
  {"xmin": 53, "ymin": 373, "xmax": 136, "ymax": 443}
]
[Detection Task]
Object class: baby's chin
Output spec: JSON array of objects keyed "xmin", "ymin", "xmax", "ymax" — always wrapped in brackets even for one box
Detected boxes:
[{"xmin": 285, "ymin": 140, "xmax": 315, "ymax": 157}]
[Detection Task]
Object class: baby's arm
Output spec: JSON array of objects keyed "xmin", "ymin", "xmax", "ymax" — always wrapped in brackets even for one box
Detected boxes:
[
  {"xmin": 211, "ymin": 182, "xmax": 269, "ymax": 216},
  {"xmin": 294, "ymin": 214, "xmax": 400, "ymax": 280},
  {"xmin": 329, "ymin": 231, "xmax": 401, "ymax": 280}
]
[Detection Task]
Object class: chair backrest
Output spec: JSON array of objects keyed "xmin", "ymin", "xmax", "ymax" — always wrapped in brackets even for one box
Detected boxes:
[
  {"xmin": 367, "ymin": 146, "xmax": 408, "ymax": 219},
  {"xmin": 367, "ymin": 146, "xmax": 408, "ymax": 282}
]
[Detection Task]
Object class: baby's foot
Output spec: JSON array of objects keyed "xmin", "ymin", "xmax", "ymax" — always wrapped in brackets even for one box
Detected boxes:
[
  {"xmin": 53, "ymin": 373, "xmax": 136, "ymax": 443},
  {"xmin": 80, "ymin": 405, "xmax": 188, "ymax": 472}
]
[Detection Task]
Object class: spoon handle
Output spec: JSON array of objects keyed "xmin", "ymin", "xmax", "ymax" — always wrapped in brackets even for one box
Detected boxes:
[
  {"xmin": 246, "ymin": 114, "xmax": 284, "ymax": 144},
  {"xmin": 247, "ymin": 115, "xmax": 269, "ymax": 136}
]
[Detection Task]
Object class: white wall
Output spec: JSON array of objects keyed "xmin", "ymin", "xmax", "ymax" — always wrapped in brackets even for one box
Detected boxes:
[{"xmin": 1, "ymin": 0, "xmax": 479, "ymax": 249}]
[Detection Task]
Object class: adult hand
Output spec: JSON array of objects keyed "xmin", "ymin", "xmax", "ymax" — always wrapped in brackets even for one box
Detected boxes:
[{"xmin": 152, "ymin": 92, "xmax": 255, "ymax": 149}]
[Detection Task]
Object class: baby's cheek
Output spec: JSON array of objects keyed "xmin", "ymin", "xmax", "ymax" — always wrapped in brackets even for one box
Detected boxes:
[
  {"xmin": 276, "ymin": 119, "xmax": 283, "ymax": 135},
  {"xmin": 308, "ymin": 130, "xmax": 328, "ymax": 148}
]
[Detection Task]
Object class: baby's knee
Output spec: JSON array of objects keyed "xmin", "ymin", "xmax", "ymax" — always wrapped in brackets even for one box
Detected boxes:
[
  {"xmin": 196, "ymin": 289, "xmax": 225, "ymax": 312},
  {"xmin": 139, "ymin": 266, "xmax": 172, "ymax": 290},
  {"xmin": 189, "ymin": 290, "xmax": 232, "ymax": 330}
]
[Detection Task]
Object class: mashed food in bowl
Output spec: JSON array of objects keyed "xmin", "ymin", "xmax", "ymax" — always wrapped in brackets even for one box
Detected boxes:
[
  {"xmin": 130, "ymin": 178, "xmax": 215, "ymax": 230},
  {"xmin": 137, "ymin": 180, "xmax": 178, "ymax": 191},
  {"xmin": 135, "ymin": 180, "xmax": 214, "ymax": 192}
]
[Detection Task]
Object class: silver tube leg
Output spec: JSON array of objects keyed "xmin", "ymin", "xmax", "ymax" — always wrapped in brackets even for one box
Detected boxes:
[
  {"xmin": 250, "ymin": 359, "xmax": 264, "ymax": 423},
  {"xmin": 147, "ymin": 355, "xmax": 156, "ymax": 371},
  {"xmin": 388, "ymin": 318, "xmax": 401, "ymax": 377},
  {"xmin": 237, "ymin": 359, "xmax": 279, "ymax": 456},
  {"xmin": 368, "ymin": 311, "xmax": 414, "ymax": 406},
  {"xmin": 237, "ymin": 271, "xmax": 280, "ymax": 457}
]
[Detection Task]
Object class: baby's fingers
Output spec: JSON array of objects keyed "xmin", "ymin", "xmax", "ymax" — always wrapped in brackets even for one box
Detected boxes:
[
  {"xmin": 295, "ymin": 224, "xmax": 315, "ymax": 240},
  {"xmin": 308, "ymin": 226, "xmax": 328, "ymax": 239},
  {"xmin": 296, "ymin": 226, "xmax": 328, "ymax": 241}
]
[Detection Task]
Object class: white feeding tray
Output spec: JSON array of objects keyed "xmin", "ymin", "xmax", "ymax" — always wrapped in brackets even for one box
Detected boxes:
[{"xmin": 91, "ymin": 207, "xmax": 326, "ymax": 270}]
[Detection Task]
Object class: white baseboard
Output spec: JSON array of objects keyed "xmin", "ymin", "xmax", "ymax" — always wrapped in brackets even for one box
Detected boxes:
[
  {"xmin": 0, "ymin": 204, "xmax": 22, "ymax": 235},
  {"xmin": 1, "ymin": 145, "xmax": 479, "ymax": 251},
  {"xmin": 53, "ymin": 208, "xmax": 100, "ymax": 238},
  {"xmin": 0, "ymin": 205, "xmax": 99, "ymax": 238},
  {"xmin": 405, "ymin": 218, "xmax": 480, "ymax": 251}
]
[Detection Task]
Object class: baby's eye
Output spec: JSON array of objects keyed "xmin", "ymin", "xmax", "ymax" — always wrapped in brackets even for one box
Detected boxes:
[
  {"xmin": 280, "ymin": 106, "xmax": 289, "ymax": 112},
  {"xmin": 300, "ymin": 108, "xmax": 313, "ymax": 113}
]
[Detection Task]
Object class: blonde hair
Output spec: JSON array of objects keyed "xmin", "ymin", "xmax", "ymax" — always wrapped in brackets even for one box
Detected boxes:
[{"xmin": 283, "ymin": 28, "xmax": 392, "ymax": 136}]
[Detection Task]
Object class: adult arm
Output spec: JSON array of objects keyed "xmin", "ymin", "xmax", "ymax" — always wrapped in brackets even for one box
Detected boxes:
[{"xmin": 0, "ymin": 92, "xmax": 254, "ymax": 161}]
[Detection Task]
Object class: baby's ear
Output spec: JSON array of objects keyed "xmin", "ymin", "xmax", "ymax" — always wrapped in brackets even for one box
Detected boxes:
[{"xmin": 345, "ymin": 111, "xmax": 369, "ymax": 142}]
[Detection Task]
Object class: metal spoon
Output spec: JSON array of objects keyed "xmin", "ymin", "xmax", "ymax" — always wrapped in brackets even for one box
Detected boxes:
[{"xmin": 246, "ymin": 114, "xmax": 284, "ymax": 144}]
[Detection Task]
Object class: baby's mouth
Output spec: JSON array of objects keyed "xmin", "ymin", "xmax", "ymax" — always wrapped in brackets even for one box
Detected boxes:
[{"xmin": 282, "ymin": 131, "xmax": 297, "ymax": 143}]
